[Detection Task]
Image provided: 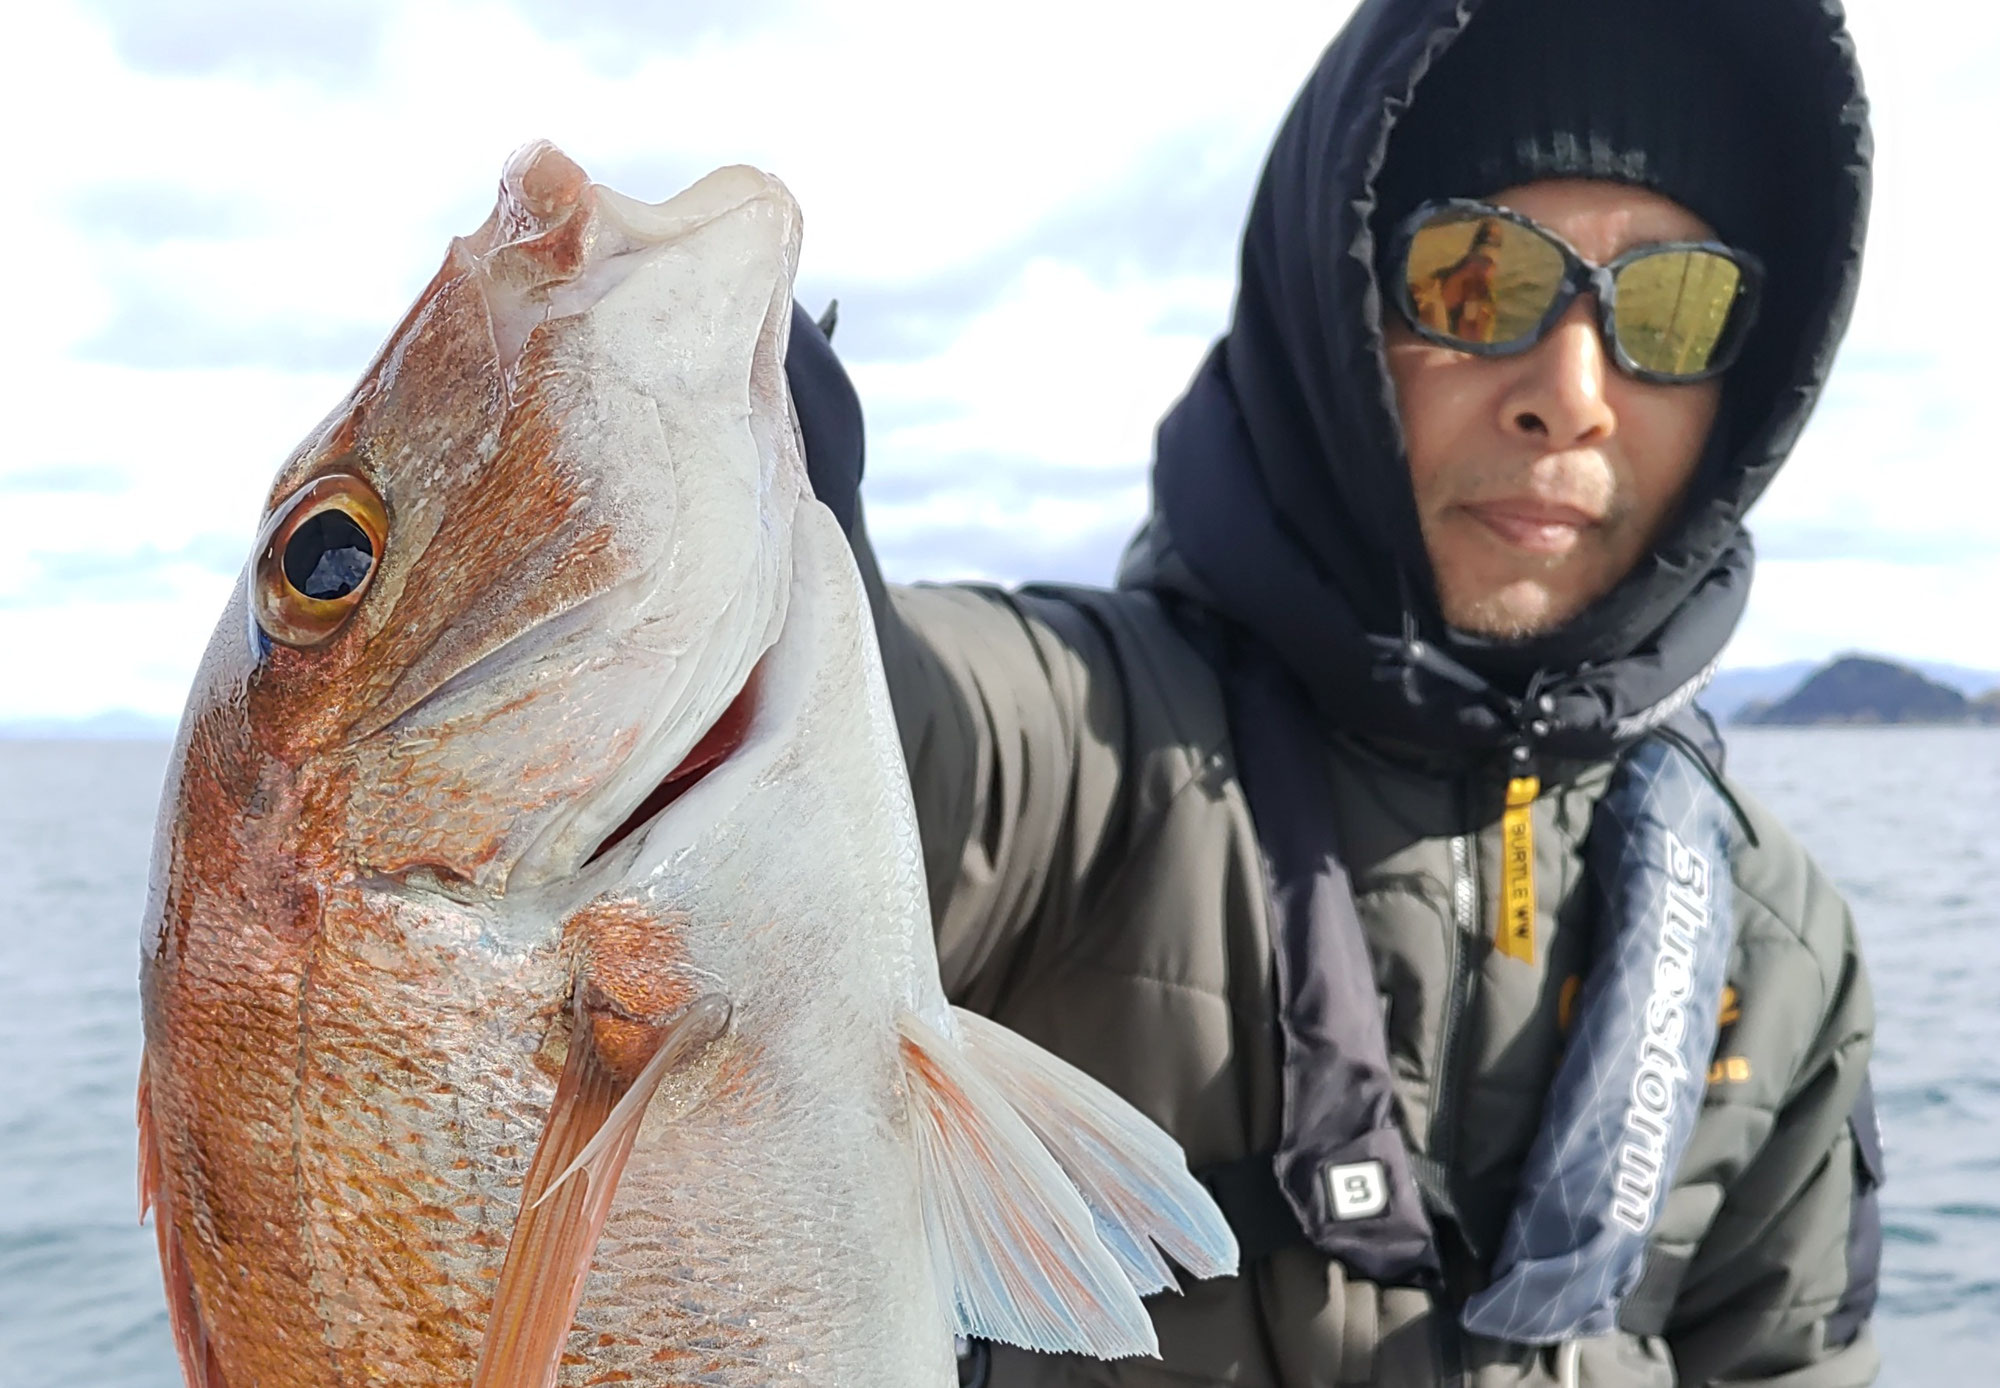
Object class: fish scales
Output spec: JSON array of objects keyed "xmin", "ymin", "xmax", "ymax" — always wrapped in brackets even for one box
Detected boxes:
[{"xmin": 138, "ymin": 142, "xmax": 1236, "ymax": 1387}]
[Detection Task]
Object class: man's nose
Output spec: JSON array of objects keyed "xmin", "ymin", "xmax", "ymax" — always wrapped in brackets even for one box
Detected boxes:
[{"xmin": 1497, "ymin": 300, "xmax": 1617, "ymax": 447}]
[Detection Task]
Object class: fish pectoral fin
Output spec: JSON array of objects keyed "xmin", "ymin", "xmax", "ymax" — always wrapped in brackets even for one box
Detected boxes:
[
  {"xmin": 139, "ymin": 1052, "xmax": 228, "ymax": 1388},
  {"xmin": 896, "ymin": 1010, "xmax": 1159, "ymax": 1360},
  {"xmin": 138, "ymin": 1053, "xmax": 158, "ymax": 1226},
  {"xmin": 534, "ymin": 991, "xmax": 732, "ymax": 1208},
  {"xmin": 473, "ymin": 992, "xmax": 730, "ymax": 1388},
  {"xmin": 951, "ymin": 1006, "xmax": 1239, "ymax": 1290}
]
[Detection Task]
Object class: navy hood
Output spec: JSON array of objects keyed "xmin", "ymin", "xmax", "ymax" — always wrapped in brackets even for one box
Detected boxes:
[{"xmin": 1120, "ymin": 0, "xmax": 1870, "ymax": 759}]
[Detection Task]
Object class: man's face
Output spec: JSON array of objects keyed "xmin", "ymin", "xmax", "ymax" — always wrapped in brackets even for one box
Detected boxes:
[{"xmin": 1384, "ymin": 179, "xmax": 1723, "ymax": 638}]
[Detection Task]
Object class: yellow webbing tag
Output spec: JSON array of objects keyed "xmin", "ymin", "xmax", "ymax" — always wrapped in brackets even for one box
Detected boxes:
[{"xmin": 1497, "ymin": 775, "xmax": 1539, "ymax": 963}]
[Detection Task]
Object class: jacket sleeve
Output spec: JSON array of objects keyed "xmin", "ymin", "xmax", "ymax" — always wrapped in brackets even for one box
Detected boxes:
[
  {"xmin": 846, "ymin": 506, "xmax": 1130, "ymax": 1010},
  {"xmin": 1664, "ymin": 846, "xmax": 1881, "ymax": 1387}
]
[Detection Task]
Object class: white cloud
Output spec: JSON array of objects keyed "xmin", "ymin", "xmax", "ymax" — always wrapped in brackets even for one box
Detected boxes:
[
  {"xmin": 1727, "ymin": 556, "xmax": 2000, "ymax": 670},
  {"xmin": 0, "ymin": 585, "xmax": 238, "ymax": 724},
  {"xmin": 862, "ymin": 259, "xmax": 1224, "ymax": 473},
  {"xmin": 6, "ymin": 0, "xmax": 1999, "ymax": 722}
]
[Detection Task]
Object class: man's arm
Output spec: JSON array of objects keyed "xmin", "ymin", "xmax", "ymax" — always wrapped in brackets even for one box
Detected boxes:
[{"xmin": 1665, "ymin": 859, "xmax": 1881, "ymax": 1386}]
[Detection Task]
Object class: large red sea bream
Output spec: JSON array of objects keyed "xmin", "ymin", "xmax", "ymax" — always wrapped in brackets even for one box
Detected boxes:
[{"xmin": 135, "ymin": 143, "xmax": 1235, "ymax": 1387}]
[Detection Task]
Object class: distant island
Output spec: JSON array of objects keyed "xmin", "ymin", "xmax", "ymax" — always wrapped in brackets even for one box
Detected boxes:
[{"xmin": 1734, "ymin": 655, "xmax": 2000, "ymax": 727}]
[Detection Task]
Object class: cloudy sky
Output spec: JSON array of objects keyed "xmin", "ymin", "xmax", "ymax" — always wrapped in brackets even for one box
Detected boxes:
[{"xmin": 3, "ymin": 0, "xmax": 1995, "ymax": 723}]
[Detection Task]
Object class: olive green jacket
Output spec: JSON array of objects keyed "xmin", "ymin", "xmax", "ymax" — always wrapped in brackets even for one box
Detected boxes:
[{"xmin": 856, "ymin": 527, "xmax": 1879, "ymax": 1388}]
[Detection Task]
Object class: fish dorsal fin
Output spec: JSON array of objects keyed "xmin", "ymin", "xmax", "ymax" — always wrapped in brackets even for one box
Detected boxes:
[
  {"xmin": 896, "ymin": 1010, "xmax": 1158, "ymax": 1359},
  {"xmin": 951, "ymin": 1006, "xmax": 1238, "ymax": 1291}
]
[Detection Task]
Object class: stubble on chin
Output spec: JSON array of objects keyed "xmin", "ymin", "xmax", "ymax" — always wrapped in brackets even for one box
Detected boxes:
[
  {"xmin": 1420, "ymin": 509, "xmax": 1559, "ymax": 640},
  {"xmin": 1428, "ymin": 523, "xmax": 1603, "ymax": 639},
  {"xmin": 1442, "ymin": 584, "xmax": 1567, "ymax": 640}
]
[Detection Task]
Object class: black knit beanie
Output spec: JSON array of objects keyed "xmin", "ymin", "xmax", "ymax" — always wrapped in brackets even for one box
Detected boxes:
[{"xmin": 1375, "ymin": 0, "xmax": 1779, "ymax": 257}]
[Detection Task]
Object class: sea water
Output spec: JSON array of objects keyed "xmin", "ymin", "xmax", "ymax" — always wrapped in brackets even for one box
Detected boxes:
[{"xmin": 1, "ymin": 730, "xmax": 1994, "ymax": 1384}]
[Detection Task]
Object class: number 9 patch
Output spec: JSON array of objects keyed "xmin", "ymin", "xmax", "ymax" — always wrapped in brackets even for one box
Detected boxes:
[{"xmin": 1322, "ymin": 1159, "xmax": 1390, "ymax": 1221}]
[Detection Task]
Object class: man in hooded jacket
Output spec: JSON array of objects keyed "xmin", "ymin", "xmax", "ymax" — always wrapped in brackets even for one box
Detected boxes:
[{"xmin": 785, "ymin": 0, "xmax": 1881, "ymax": 1383}]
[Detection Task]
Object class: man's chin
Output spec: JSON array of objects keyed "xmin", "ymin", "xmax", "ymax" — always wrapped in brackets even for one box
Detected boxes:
[{"xmin": 1439, "ymin": 581, "xmax": 1585, "ymax": 642}]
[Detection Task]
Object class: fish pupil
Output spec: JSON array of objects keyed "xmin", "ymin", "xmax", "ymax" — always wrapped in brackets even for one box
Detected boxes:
[{"xmin": 285, "ymin": 510, "xmax": 375, "ymax": 600}]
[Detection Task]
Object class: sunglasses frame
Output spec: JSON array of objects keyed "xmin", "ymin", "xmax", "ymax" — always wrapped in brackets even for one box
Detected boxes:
[{"xmin": 1387, "ymin": 198, "xmax": 1766, "ymax": 385}]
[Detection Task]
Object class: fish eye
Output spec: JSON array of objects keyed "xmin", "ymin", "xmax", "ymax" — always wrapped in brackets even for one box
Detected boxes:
[
  {"xmin": 253, "ymin": 473, "xmax": 388, "ymax": 648},
  {"xmin": 283, "ymin": 508, "xmax": 374, "ymax": 599}
]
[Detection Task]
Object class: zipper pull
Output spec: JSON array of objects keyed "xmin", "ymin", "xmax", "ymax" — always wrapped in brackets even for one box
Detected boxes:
[{"xmin": 1497, "ymin": 755, "xmax": 1539, "ymax": 964}]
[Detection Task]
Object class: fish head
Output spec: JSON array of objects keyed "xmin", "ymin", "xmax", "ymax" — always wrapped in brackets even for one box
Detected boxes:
[
  {"xmin": 138, "ymin": 144, "xmax": 815, "ymax": 1382},
  {"xmin": 170, "ymin": 141, "xmax": 807, "ymax": 907}
]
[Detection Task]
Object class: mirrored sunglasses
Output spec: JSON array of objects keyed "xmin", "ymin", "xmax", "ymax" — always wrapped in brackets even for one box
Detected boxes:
[{"xmin": 1389, "ymin": 199, "xmax": 1765, "ymax": 383}]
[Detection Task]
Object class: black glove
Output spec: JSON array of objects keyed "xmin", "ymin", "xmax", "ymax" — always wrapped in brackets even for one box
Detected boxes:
[{"xmin": 784, "ymin": 300, "xmax": 864, "ymax": 536}]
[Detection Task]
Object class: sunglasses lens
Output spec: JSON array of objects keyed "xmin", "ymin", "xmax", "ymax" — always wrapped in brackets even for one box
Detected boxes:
[
  {"xmin": 1612, "ymin": 250, "xmax": 1746, "ymax": 377},
  {"xmin": 1403, "ymin": 211, "xmax": 1568, "ymax": 347}
]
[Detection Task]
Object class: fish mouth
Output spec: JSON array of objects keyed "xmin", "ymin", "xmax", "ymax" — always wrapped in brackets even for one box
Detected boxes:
[
  {"xmin": 581, "ymin": 662, "xmax": 764, "ymax": 869},
  {"xmin": 538, "ymin": 492, "xmax": 822, "ymax": 900},
  {"xmin": 494, "ymin": 580, "xmax": 786, "ymax": 898}
]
